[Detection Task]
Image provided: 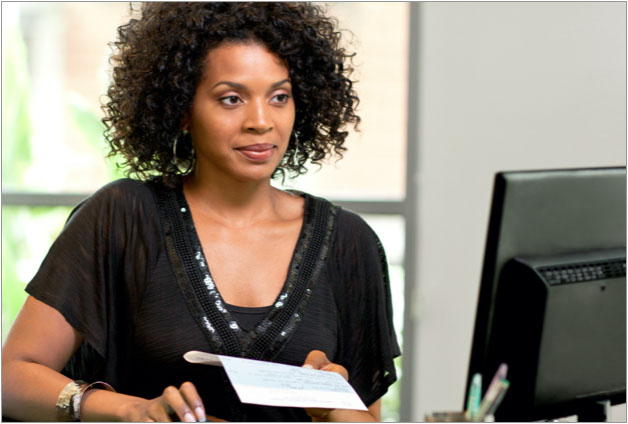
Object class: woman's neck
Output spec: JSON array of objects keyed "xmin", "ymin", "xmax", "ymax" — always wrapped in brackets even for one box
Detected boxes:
[{"xmin": 182, "ymin": 171, "xmax": 282, "ymax": 227}]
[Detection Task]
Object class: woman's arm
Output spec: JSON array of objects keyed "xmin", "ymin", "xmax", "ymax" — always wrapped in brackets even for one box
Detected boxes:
[
  {"xmin": 2, "ymin": 296, "xmax": 207, "ymax": 422},
  {"xmin": 302, "ymin": 350, "xmax": 381, "ymax": 422},
  {"xmin": 2, "ymin": 296, "xmax": 83, "ymax": 421},
  {"xmin": 319, "ymin": 399, "xmax": 381, "ymax": 422}
]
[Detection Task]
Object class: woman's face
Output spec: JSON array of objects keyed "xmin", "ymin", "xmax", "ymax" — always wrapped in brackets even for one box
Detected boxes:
[{"xmin": 184, "ymin": 42, "xmax": 295, "ymax": 183}]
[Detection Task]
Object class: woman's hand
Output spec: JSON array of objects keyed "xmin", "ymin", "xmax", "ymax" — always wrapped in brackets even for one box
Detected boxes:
[
  {"xmin": 117, "ymin": 382, "xmax": 207, "ymax": 422},
  {"xmin": 302, "ymin": 350, "xmax": 349, "ymax": 379},
  {"xmin": 300, "ymin": 350, "xmax": 381, "ymax": 422},
  {"xmin": 301, "ymin": 350, "xmax": 348, "ymax": 421}
]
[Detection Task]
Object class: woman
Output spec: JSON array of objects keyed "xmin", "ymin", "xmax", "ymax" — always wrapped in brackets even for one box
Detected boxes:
[{"xmin": 2, "ymin": 3, "xmax": 400, "ymax": 422}]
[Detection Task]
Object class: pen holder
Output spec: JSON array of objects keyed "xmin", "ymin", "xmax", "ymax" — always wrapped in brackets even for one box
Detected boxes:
[{"xmin": 424, "ymin": 411, "xmax": 495, "ymax": 422}]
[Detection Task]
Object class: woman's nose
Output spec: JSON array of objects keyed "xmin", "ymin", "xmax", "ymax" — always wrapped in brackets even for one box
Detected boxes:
[{"xmin": 243, "ymin": 99, "xmax": 273, "ymax": 135}]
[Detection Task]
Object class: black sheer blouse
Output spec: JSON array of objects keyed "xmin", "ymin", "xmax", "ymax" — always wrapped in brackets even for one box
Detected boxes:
[{"xmin": 26, "ymin": 178, "xmax": 400, "ymax": 422}]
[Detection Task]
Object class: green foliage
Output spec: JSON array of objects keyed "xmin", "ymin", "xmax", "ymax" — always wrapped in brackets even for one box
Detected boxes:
[
  {"xmin": 67, "ymin": 95, "xmax": 124, "ymax": 181},
  {"xmin": 1, "ymin": 16, "xmax": 121, "ymax": 342},
  {"xmin": 381, "ymin": 350, "xmax": 403, "ymax": 421},
  {"xmin": 2, "ymin": 14, "xmax": 32, "ymax": 341},
  {"xmin": 2, "ymin": 14, "xmax": 32, "ymax": 188},
  {"xmin": 2, "ymin": 207, "xmax": 26, "ymax": 342},
  {"xmin": 2, "ymin": 206, "xmax": 71, "ymax": 343}
]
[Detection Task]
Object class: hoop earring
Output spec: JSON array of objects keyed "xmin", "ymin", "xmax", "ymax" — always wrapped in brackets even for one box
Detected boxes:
[
  {"xmin": 173, "ymin": 129, "xmax": 194, "ymax": 174},
  {"xmin": 293, "ymin": 132, "xmax": 303, "ymax": 153}
]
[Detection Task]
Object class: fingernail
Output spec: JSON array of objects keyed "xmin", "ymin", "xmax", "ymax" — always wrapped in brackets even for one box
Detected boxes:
[
  {"xmin": 184, "ymin": 412, "xmax": 196, "ymax": 422},
  {"xmin": 195, "ymin": 407, "xmax": 207, "ymax": 422},
  {"xmin": 302, "ymin": 364, "xmax": 314, "ymax": 369}
]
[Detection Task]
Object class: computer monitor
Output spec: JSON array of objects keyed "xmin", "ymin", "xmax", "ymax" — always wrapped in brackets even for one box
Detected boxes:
[{"xmin": 466, "ymin": 167, "xmax": 626, "ymax": 421}]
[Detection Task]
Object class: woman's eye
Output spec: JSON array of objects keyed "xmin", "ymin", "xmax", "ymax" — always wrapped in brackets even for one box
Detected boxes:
[
  {"xmin": 272, "ymin": 94, "xmax": 290, "ymax": 104},
  {"xmin": 219, "ymin": 95, "xmax": 242, "ymax": 106}
]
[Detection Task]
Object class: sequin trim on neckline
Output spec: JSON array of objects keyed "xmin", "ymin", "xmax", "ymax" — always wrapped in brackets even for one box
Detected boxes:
[{"xmin": 150, "ymin": 179, "xmax": 338, "ymax": 360}]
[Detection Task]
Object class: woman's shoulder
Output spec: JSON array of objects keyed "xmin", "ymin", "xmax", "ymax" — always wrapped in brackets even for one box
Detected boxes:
[
  {"xmin": 297, "ymin": 191, "xmax": 378, "ymax": 241},
  {"xmin": 335, "ymin": 207, "xmax": 382, "ymax": 252},
  {"xmin": 70, "ymin": 178, "xmax": 161, "ymax": 221},
  {"xmin": 60, "ymin": 179, "xmax": 165, "ymax": 250},
  {"xmin": 91, "ymin": 177, "xmax": 154, "ymax": 197},
  {"xmin": 82, "ymin": 178, "xmax": 159, "ymax": 204}
]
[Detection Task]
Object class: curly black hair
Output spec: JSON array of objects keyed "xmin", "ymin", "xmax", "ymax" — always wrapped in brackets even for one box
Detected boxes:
[{"xmin": 102, "ymin": 2, "xmax": 360, "ymax": 184}]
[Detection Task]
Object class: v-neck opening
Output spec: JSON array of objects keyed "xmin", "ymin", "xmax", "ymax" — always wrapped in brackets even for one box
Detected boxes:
[
  {"xmin": 175, "ymin": 182, "xmax": 312, "ymax": 357},
  {"xmin": 180, "ymin": 185, "xmax": 309, "ymax": 307},
  {"xmin": 150, "ymin": 177, "xmax": 338, "ymax": 360},
  {"xmin": 176, "ymin": 184, "xmax": 309, "ymax": 324}
]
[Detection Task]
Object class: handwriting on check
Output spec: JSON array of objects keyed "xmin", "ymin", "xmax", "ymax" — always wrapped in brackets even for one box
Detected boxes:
[{"xmin": 219, "ymin": 356, "xmax": 351, "ymax": 393}]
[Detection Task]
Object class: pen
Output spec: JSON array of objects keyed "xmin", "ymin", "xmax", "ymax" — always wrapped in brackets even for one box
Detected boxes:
[
  {"xmin": 488, "ymin": 363, "xmax": 508, "ymax": 389},
  {"xmin": 465, "ymin": 373, "xmax": 482, "ymax": 420},
  {"xmin": 474, "ymin": 378, "xmax": 510, "ymax": 421}
]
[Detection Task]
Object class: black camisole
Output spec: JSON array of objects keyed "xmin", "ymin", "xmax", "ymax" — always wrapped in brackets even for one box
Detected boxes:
[{"xmin": 225, "ymin": 303, "xmax": 274, "ymax": 332}]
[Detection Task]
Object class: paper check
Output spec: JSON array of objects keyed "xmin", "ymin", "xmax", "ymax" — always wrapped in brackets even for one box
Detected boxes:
[{"xmin": 183, "ymin": 350, "xmax": 367, "ymax": 411}]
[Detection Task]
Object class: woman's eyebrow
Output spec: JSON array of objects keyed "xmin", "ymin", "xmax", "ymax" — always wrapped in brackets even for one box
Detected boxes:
[
  {"xmin": 270, "ymin": 78, "xmax": 291, "ymax": 89},
  {"xmin": 211, "ymin": 79, "xmax": 291, "ymax": 90},
  {"xmin": 211, "ymin": 81, "xmax": 246, "ymax": 90}
]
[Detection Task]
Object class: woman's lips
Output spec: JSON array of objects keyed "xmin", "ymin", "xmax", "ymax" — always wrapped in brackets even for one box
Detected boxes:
[{"xmin": 235, "ymin": 144, "xmax": 276, "ymax": 162}]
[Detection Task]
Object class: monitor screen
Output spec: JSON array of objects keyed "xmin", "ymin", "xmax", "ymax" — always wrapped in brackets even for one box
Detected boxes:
[{"xmin": 467, "ymin": 167, "xmax": 626, "ymax": 421}]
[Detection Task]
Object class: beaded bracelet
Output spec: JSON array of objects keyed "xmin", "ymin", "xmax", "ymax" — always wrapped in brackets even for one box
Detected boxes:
[{"xmin": 56, "ymin": 380, "xmax": 116, "ymax": 421}]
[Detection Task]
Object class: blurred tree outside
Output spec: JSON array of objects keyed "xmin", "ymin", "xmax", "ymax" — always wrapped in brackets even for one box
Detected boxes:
[
  {"xmin": 2, "ymin": 207, "xmax": 72, "ymax": 342},
  {"xmin": 2, "ymin": 6, "xmax": 31, "ymax": 189},
  {"xmin": 2, "ymin": 10, "xmax": 36, "ymax": 341},
  {"xmin": 1, "ymin": 10, "xmax": 121, "ymax": 341}
]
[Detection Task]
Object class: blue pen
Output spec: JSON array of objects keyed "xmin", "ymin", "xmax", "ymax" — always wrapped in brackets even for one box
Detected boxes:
[{"xmin": 465, "ymin": 373, "xmax": 482, "ymax": 420}]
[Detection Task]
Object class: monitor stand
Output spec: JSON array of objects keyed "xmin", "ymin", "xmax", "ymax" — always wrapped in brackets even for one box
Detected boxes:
[{"xmin": 576, "ymin": 399, "xmax": 611, "ymax": 422}]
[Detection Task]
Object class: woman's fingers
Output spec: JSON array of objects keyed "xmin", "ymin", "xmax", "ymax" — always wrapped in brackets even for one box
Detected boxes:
[
  {"xmin": 305, "ymin": 407, "xmax": 332, "ymax": 419},
  {"xmin": 303, "ymin": 350, "xmax": 331, "ymax": 370},
  {"xmin": 118, "ymin": 383, "xmax": 210, "ymax": 422},
  {"xmin": 302, "ymin": 349, "xmax": 350, "ymax": 419},
  {"xmin": 321, "ymin": 363, "xmax": 349, "ymax": 381},
  {"xmin": 303, "ymin": 350, "xmax": 349, "ymax": 381},
  {"xmin": 161, "ymin": 383, "xmax": 201, "ymax": 422},
  {"xmin": 180, "ymin": 381, "xmax": 207, "ymax": 422}
]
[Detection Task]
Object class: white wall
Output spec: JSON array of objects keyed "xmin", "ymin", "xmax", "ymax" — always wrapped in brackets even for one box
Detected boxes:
[{"xmin": 410, "ymin": 2, "xmax": 626, "ymax": 420}]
